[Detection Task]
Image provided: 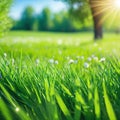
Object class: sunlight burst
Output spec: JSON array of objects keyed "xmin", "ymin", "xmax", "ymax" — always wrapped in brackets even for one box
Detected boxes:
[
  {"xmin": 90, "ymin": 0, "xmax": 120, "ymax": 28},
  {"xmin": 114, "ymin": 0, "xmax": 120, "ymax": 9}
]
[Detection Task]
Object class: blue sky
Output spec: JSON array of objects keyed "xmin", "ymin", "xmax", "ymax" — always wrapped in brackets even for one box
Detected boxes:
[{"xmin": 10, "ymin": 0, "xmax": 67, "ymax": 19}]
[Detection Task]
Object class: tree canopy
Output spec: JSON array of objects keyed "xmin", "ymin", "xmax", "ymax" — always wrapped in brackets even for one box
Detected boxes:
[
  {"xmin": 20, "ymin": 6, "xmax": 35, "ymax": 30},
  {"xmin": 61, "ymin": 0, "xmax": 91, "ymax": 22},
  {"xmin": 60, "ymin": 0, "xmax": 107, "ymax": 39}
]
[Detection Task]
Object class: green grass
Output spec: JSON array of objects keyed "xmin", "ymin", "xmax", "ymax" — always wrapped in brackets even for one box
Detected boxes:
[{"xmin": 0, "ymin": 31, "xmax": 120, "ymax": 120}]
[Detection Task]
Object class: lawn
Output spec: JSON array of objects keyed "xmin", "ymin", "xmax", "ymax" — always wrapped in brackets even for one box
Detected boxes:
[{"xmin": 0, "ymin": 31, "xmax": 120, "ymax": 120}]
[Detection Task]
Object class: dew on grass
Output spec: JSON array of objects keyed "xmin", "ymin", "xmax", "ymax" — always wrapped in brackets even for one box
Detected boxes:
[{"xmin": 15, "ymin": 107, "xmax": 19, "ymax": 112}]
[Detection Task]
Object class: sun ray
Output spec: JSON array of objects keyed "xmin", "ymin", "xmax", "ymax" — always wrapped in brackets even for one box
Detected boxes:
[
  {"xmin": 92, "ymin": 6, "xmax": 113, "ymax": 17},
  {"xmin": 107, "ymin": 9, "xmax": 120, "ymax": 28},
  {"xmin": 114, "ymin": 0, "xmax": 120, "ymax": 9},
  {"xmin": 90, "ymin": 0, "xmax": 120, "ymax": 26},
  {"xmin": 99, "ymin": 8, "xmax": 118, "ymax": 27}
]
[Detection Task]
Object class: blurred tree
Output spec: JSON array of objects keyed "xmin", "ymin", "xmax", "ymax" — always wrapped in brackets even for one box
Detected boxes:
[
  {"xmin": 52, "ymin": 12, "xmax": 71, "ymax": 32},
  {"xmin": 11, "ymin": 6, "xmax": 92, "ymax": 32},
  {"xmin": 52, "ymin": 13, "xmax": 63, "ymax": 31},
  {"xmin": 0, "ymin": 0, "xmax": 12, "ymax": 36},
  {"xmin": 52, "ymin": 11, "xmax": 78, "ymax": 32},
  {"xmin": 38, "ymin": 8, "xmax": 52, "ymax": 31},
  {"xmin": 61, "ymin": 13, "xmax": 76, "ymax": 32},
  {"xmin": 20, "ymin": 6, "xmax": 35, "ymax": 30},
  {"xmin": 61, "ymin": 0, "xmax": 105, "ymax": 40}
]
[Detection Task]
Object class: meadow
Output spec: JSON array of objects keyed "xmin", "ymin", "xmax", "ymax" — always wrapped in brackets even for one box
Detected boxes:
[{"xmin": 0, "ymin": 31, "xmax": 120, "ymax": 120}]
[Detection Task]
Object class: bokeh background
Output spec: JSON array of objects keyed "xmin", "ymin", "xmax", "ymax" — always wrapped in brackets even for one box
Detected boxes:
[{"xmin": 0, "ymin": 0, "xmax": 120, "ymax": 120}]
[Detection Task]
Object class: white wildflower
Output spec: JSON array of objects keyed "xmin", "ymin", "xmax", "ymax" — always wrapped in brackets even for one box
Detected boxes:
[
  {"xmin": 54, "ymin": 60, "xmax": 59, "ymax": 64},
  {"xmin": 87, "ymin": 57, "xmax": 92, "ymax": 61},
  {"xmin": 69, "ymin": 59, "xmax": 74, "ymax": 64},
  {"xmin": 84, "ymin": 62, "xmax": 90, "ymax": 68},
  {"xmin": 49, "ymin": 59, "xmax": 54, "ymax": 64},
  {"xmin": 35, "ymin": 59, "xmax": 40, "ymax": 65},
  {"xmin": 4, "ymin": 53, "xmax": 7, "ymax": 58},
  {"xmin": 99, "ymin": 57, "xmax": 106, "ymax": 62},
  {"xmin": 93, "ymin": 56, "xmax": 98, "ymax": 61}
]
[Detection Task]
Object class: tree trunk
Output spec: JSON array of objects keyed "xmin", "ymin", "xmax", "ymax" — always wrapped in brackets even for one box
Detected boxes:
[{"xmin": 90, "ymin": 0, "xmax": 103, "ymax": 40}]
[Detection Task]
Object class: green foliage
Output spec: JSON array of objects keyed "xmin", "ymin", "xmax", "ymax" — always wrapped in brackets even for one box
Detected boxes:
[
  {"xmin": 0, "ymin": 0, "xmax": 12, "ymax": 36},
  {"xmin": 38, "ymin": 8, "xmax": 52, "ymax": 31},
  {"xmin": 0, "ymin": 31, "xmax": 120, "ymax": 120},
  {"xmin": 20, "ymin": 6, "xmax": 35, "ymax": 30},
  {"xmin": 103, "ymin": 81, "xmax": 117, "ymax": 120},
  {"xmin": 11, "ymin": 6, "xmax": 92, "ymax": 32},
  {"xmin": 61, "ymin": 0, "xmax": 91, "ymax": 23},
  {"xmin": 52, "ymin": 12, "xmax": 77, "ymax": 32}
]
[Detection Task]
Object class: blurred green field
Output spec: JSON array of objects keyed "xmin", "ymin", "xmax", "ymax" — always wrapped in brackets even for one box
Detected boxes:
[
  {"xmin": 0, "ymin": 31, "xmax": 120, "ymax": 58},
  {"xmin": 0, "ymin": 31, "xmax": 120, "ymax": 120}
]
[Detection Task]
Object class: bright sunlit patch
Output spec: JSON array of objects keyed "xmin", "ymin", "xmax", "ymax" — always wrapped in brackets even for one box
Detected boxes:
[
  {"xmin": 114, "ymin": 0, "xmax": 120, "ymax": 9},
  {"xmin": 15, "ymin": 107, "xmax": 19, "ymax": 112}
]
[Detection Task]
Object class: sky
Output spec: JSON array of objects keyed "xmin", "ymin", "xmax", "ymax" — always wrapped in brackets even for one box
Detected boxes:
[{"xmin": 9, "ymin": 0, "xmax": 67, "ymax": 20}]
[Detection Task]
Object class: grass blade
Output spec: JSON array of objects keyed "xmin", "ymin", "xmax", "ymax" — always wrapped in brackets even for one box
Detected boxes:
[
  {"xmin": 94, "ymin": 87, "xmax": 101, "ymax": 120},
  {"xmin": 103, "ymin": 81, "xmax": 116, "ymax": 120},
  {"xmin": 55, "ymin": 92, "xmax": 72, "ymax": 120}
]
